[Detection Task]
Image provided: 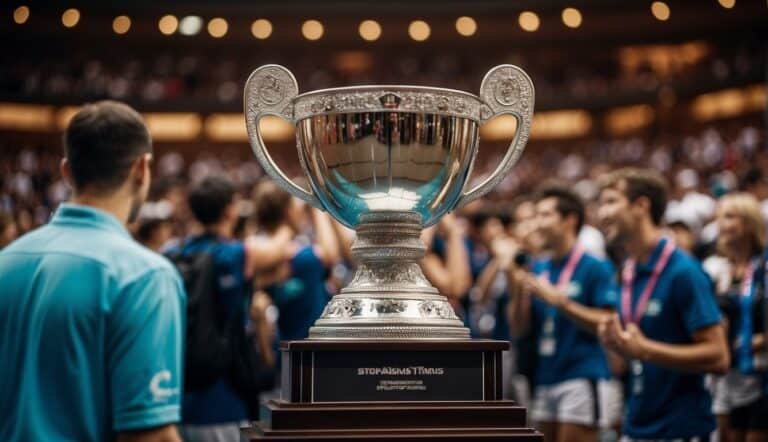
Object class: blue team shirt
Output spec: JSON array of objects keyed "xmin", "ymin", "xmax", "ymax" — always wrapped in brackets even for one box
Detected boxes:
[
  {"xmin": 167, "ymin": 235, "xmax": 251, "ymax": 425},
  {"xmin": 531, "ymin": 249, "xmax": 617, "ymax": 386},
  {"xmin": 267, "ymin": 245, "xmax": 329, "ymax": 341},
  {"xmin": 0, "ymin": 203, "xmax": 185, "ymax": 441},
  {"xmin": 620, "ymin": 238, "xmax": 721, "ymax": 439}
]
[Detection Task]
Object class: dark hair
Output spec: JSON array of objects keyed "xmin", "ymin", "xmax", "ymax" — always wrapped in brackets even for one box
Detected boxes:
[
  {"xmin": 188, "ymin": 175, "xmax": 237, "ymax": 225},
  {"xmin": 64, "ymin": 101, "xmax": 151, "ymax": 194},
  {"xmin": 599, "ymin": 167, "xmax": 668, "ymax": 226},
  {"xmin": 739, "ymin": 167, "xmax": 765, "ymax": 191},
  {"xmin": 535, "ymin": 183, "xmax": 585, "ymax": 233},
  {"xmin": 253, "ymin": 180, "xmax": 291, "ymax": 232}
]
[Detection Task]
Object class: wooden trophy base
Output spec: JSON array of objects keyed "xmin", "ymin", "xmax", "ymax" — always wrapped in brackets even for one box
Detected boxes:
[{"xmin": 243, "ymin": 340, "xmax": 541, "ymax": 441}]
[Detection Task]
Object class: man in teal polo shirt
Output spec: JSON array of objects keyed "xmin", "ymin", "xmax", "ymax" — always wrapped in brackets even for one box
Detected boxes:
[{"xmin": 0, "ymin": 101, "xmax": 185, "ymax": 442}]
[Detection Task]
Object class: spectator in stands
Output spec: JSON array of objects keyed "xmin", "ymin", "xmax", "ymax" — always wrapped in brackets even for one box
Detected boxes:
[{"xmin": 0, "ymin": 212, "xmax": 17, "ymax": 249}]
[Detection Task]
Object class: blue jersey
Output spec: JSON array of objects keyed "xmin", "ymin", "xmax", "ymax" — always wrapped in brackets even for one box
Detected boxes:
[
  {"xmin": 531, "ymin": 249, "xmax": 617, "ymax": 386},
  {"xmin": 267, "ymin": 245, "xmax": 329, "ymax": 341},
  {"xmin": 621, "ymin": 238, "xmax": 721, "ymax": 439},
  {"xmin": 0, "ymin": 203, "xmax": 185, "ymax": 441},
  {"xmin": 168, "ymin": 235, "xmax": 251, "ymax": 425}
]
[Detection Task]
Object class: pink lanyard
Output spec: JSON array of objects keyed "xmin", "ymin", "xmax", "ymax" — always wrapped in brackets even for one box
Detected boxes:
[
  {"xmin": 739, "ymin": 261, "xmax": 756, "ymax": 298},
  {"xmin": 541, "ymin": 244, "xmax": 585, "ymax": 289},
  {"xmin": 621, "ymin": 240, "xmax": 676, "ymax": 325}
]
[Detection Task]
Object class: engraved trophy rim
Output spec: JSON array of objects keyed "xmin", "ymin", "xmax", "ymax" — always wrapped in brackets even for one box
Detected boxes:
[
  {"xmin": 295, "ymin": 84, "xmax": 482, "ymax": 101},
  {"xmin": 291, "ymin": 83, "xmax": 487, "ymax": 122}
]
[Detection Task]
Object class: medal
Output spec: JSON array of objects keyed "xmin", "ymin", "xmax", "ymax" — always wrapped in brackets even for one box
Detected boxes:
[{"xmin": 630, "ymin": 359, "xmax": 644, "ymax": 394}]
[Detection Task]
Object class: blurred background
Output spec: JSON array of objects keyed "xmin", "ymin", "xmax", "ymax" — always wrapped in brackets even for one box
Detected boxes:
[{"xmin": 0, "ymin": 0, "xmax": 765, "ymax": 239}]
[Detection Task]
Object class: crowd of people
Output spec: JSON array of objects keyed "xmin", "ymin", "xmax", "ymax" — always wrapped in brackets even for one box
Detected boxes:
[
  {"xmin": 1, "ymin": 100, "xmax": 767, "ymax": 442},
  {"xmin": 1, "ymin": 39, "xmax": 761, "ymax": 106}
]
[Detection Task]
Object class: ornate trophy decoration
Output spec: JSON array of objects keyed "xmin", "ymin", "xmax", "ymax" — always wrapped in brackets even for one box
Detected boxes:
[{"xmin": 244, "ymin": 64, "xmax": 534, "ymax": 340}]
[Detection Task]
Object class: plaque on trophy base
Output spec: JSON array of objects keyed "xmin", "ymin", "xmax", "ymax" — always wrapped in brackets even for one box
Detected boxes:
[
  {"xmin": 242, "ymin": 64, "xmax": 540, "ymax": 440},
  {"xmin": 243, "ymin": 340, "xmax": 541, "ymax": 441}
]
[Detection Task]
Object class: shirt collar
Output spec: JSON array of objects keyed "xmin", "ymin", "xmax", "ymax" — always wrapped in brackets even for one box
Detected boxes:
[
  {"xmin": 549, "ymin": 246, "xmax": 576, "ymax": 269},
  {"xmin": 635, "ymin": 237, "xmax": 669, "ymax": 274},
  {"xmin": 51, "ymin": 202, "xmax": 130, "ymax": 239}
]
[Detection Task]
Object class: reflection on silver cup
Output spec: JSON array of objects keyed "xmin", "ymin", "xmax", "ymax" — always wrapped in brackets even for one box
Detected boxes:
[{"xmin": 245, "ymin": 64, "xmax": 534, "ymax": 340}]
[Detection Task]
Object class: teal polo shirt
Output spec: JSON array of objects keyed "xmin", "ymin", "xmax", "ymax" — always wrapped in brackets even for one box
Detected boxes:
[{"xmin": 0, "ymin": 203, "xmax": 186, "ymax": 441}]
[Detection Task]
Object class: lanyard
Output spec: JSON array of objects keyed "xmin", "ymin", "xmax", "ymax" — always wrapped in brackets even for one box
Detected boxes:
[
  {"xmin": 621, "ymin": 240, "xmax": 676, "ymax": 325},
  {"xmin": 541, "ymin": 244, "xmax": 585, "ymax": 290},
  {"xmin": 540, "ymin": 245, "xmax": 585, "ymax": 325},
  {"xmin": 737, "ymin": 259, "xmax": 757, "ymax": 373}
]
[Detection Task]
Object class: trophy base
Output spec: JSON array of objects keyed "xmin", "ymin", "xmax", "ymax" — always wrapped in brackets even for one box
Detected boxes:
[
  {"xmin": 243, "ymin": 340, "xmax": 541, "ymax": 441},
  {"xmin": 308, "ymin": 211, "xmax": 471, "ymax": 340}
]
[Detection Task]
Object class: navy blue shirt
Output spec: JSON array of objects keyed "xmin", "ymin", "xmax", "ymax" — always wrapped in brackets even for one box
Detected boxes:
[
  {"xmin": 267, "ymin": 245, "xmax": 329, "ymax": 341},
  {"xmin": 530, "ymin": 249, "xmax": 617, "ymax": 386},
  {"xmin": 620, "ymin": 238, "xmax": 721, "ymax": 439},
  {"xmin": 168, "ymin": 235, "xmax": 250, "ymax": 425}
]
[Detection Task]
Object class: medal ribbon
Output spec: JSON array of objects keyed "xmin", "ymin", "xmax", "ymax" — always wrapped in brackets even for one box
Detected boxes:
[
  {"xmin": 621, "ymin": 240, "xmax": 675, "ymax": 325},
  {"xmin": 541, "ymin": 244, "xmax": 585, "ymax": 290}
]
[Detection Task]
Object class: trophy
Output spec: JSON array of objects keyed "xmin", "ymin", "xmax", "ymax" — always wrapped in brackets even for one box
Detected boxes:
[
  {"xmin": 244, "ymin": 64, "xmax": 533, "ymax": 340},
  {"xmin": 242, "ymin": 65, "xmax": 541, "ymax": 440}
]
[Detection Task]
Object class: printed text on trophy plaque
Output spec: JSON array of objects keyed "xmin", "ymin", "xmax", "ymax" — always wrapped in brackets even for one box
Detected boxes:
[{"xmin": 312, "ymin": 351, "xmax": 484, "ymax": 402}]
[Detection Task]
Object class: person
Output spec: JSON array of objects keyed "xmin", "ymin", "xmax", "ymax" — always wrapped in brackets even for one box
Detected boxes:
[
  {"xmin": 0, "ymin": 101, "xmax": 186, "ymax": 441},
  {"xmin": 596, "ymin": 167, "xmax": 730, "ymax": 441},
  {"xmin": 422, "ymin": 212, "xmax": 473, "ymax": 324},
  {"xmin": 172, "ymin": 175, "xmax": 293, "ymax": 441},
  {"xmin": 134, "ymin": 200, "xmax": 175, "ymax": 252},
  {"xmin": 252, "ymin": 180, "xmax": 340, "ymax": 342},
  {"xmin": 702, "ymin": 193, "xmax": 767, "ymax": 442},
  {"xmin": 0, "ymin": 212, "xmax": 18, "ymax": 249},
  {"xmin": 507, "ymin": 184, "xmax": 618, "ymax": 442}
]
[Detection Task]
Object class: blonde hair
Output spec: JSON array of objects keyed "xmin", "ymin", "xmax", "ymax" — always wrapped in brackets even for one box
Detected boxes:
[{"xmin": 717, "ymin": 192, "xmax": 766, "ymax": 257}]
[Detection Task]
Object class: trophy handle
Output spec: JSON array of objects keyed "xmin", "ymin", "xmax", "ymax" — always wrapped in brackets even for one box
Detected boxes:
[
  {"xmin": 244, "ymin": 64, "xmax": 323, "ymax": 209},
  {"xmin": 456, "ymin": 64, "xmax": 535, "ymax": 209}
]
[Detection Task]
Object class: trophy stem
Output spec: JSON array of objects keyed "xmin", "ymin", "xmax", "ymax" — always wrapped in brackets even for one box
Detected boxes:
[{"xmin": 309, "ymin": 211, "xmax": 470, "ymax": 340}]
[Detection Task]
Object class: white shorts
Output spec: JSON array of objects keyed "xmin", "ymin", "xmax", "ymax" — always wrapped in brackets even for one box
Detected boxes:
[
  {"xmin": 532, "ymin": 378, "xmax": 620, "ymax": 428},
  {"xmin": 711, "ymin": 371, "xmax": 763, "ymax": 415}
]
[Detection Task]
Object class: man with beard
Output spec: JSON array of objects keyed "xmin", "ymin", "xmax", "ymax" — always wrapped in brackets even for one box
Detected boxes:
[
  {"xmin": 0, "ymin": 101, "xmax": 185, "ymax": 442},
  {"xmin": 508, "ymin": 184, "xmax": 618, "ymax": 442},
  {"xmin": 596, "ymin": 168, "xmax": 729, "ymax": 441}
]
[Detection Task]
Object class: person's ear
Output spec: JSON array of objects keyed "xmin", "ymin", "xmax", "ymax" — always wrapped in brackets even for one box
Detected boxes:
[
  {"xmin": 132, "ymin": 153, "xmax": 152, "ymax": 188},
  {"xmin": 632, "ymin": 196, "xmax": 651, "ymax": 217},
  {"xmin": 60, "ymin": 158, "xmax": 74, "ymax": 190}
]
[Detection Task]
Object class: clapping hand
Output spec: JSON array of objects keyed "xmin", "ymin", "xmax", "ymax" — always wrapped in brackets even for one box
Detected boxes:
[
  {"xmin": 598, "ymin": 314, "xmax": 648, "ymax": 360},
  {"xmin": 521, "ymin": 274, "xmax": 566, "ymax": 308}
]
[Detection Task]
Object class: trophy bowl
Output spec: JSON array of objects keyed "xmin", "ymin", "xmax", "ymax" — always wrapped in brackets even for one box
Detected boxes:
[{"xmin": 245, "ymin": 64, "xmax": 534, "ymax": 340}]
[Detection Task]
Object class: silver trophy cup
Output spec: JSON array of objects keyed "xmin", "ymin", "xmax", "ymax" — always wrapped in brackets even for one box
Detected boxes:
[{"xmin": 244, "ymin": 64, "xmax": 534, "ymax": 340}]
